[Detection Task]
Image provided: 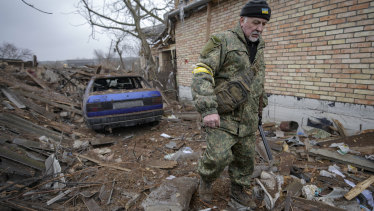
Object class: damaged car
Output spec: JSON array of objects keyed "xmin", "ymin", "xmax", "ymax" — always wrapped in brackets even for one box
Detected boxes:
[{"xmin": 83, "ymin": 74, "xmax": 163, "ymax": 131}]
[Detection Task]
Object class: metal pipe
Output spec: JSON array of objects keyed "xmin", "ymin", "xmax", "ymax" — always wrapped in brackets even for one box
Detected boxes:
[{"xmin": 168, "ymin": 0, "xmax": 212, "ymax": 19}]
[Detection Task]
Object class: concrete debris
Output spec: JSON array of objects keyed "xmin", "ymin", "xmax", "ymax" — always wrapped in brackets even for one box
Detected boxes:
[{"xmin": 141, "ymin": 176, "xmax": 199, "ymax": 211}]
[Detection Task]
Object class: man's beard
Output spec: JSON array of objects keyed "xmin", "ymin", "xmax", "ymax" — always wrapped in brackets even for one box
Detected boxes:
[{"xmin": 248, "ymin": 31, "xmax": 260, "ymax": 42}]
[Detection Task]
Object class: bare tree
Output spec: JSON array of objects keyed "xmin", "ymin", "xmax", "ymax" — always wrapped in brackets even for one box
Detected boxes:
[
  {"xmin": 78, "ymin": 0, "xmax": 173, "ymax": 82},
  {"xmin": 114, "ymin": 37, "xmax": 125, "ymax": 70},
  {"xmin": 0, "ymin": 42, "xmax": 33, "ymax": 60}
]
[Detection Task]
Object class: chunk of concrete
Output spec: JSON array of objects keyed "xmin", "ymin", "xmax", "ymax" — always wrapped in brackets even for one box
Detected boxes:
[{"xmin": 142, "ymin": 177, "xmax": 199, "ymax": 211}]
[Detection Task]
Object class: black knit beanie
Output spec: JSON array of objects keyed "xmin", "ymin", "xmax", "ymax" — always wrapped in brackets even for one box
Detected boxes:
[{"xmin": 240, "ymin": 0, "xmax": 271, "ymax": 21}]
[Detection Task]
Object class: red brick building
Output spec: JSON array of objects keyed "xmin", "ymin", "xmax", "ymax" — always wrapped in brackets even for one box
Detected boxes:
[{"xmin": 155, "ymin": 0, "xmax": 374, "ymax": 134}]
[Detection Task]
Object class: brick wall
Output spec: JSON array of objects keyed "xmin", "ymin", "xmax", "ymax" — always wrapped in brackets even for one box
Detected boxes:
[{"xmin": 174, "ymin": 0, "xmax": 374, "ymax": 105}]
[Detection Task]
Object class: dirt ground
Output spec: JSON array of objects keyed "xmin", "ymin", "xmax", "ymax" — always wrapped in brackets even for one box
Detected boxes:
[{"xmin": 1, "ymin": 64, "xmax": 373, "ymax": 211}]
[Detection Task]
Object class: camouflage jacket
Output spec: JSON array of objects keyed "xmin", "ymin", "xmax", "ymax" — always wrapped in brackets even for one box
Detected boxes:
[{"xmin": 191, "ymin": 22, "xmax": 268, "ymax": 137}]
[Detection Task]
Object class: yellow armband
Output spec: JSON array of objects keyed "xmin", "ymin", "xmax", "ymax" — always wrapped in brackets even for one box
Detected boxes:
[{"xmin": 192, "ymin": 67, "xmax": 213, "ymax": 77}]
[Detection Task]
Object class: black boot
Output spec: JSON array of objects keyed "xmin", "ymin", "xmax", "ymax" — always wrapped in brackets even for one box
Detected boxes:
[
  {"xmin": 230, "ymin": 183, "xmax": 256, "ymax": 209},
  {"xmin": 199, "ymin": 179, "xmax": 212, "ymax": 203}
]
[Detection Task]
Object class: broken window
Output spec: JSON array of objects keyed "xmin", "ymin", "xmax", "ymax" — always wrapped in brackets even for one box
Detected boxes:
[{"xmin": 93, "ymin": 77, "xmax": 145, "ymax": 92}]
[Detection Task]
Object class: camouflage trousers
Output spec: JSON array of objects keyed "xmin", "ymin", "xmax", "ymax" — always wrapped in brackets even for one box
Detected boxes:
[{"xmin": 198, "ymin": 127, "xmax": 256, "ymax": 187}]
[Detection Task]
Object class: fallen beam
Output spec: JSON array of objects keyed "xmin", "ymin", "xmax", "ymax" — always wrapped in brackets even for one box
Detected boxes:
[
  {"xmin": 74, "ymin": 153, "xmax": 131, "ymax": 172},
  {"xmin": 25, "ymin": 69, "xmax": 49, "ymax": 90},
  {"xmin": 0, "ymin": 146, "xmax": 44, "ymax": 171},
  {"xmin": 344, "ymin": 175, "xmax": 374, "ymax": 200},
  {"xmin": 291, "ymin": 196, "xmax": 346, "ymax": 211},
  {"xmin": 17, "ymin": 90, "xmax": 82, "ymax": 115},
  {"xmin": 1, "ymin": 88, "xmax": 26, "ymax": 109},
  {"xmin": 309, "ymin": 148, "xmax": 374, "ymax": 172},
  {"xmin": 0, "ymin": 112, "xmax": 70, "ymax": 143}
]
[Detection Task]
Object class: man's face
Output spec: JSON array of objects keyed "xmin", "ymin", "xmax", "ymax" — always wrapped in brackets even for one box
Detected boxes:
[{"xmin": 240, "ymin": 17, "xmax": 268, "ymax": 42}]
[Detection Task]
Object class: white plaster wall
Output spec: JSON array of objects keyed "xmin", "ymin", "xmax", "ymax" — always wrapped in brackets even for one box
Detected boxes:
[
  {"xmin": 178, "ymin": 87, "xmax": 374, "ymax": 135},
  {"xmin": 263, "ymin": 95, "xmax": 374, "ymax": 135},
  {"xmin": 178, "ymin": 85, "xmax": 193, "ymax": 102}
]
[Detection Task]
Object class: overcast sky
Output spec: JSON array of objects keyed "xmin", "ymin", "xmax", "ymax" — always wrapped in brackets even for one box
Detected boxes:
[{"xmin": 0, "ymin": 0, "xmax": 112, "ymax": 61}]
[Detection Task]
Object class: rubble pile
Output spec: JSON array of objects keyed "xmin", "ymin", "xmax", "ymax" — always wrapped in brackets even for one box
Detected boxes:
[{"xmin": 0, "ymin": 63, "xmax": 373, "ymax": 210}]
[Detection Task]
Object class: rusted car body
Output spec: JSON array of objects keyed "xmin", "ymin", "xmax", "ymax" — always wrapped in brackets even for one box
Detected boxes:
[{"xmin": 83, "ymin": 74, "xmax": 163, "ymax": 130}]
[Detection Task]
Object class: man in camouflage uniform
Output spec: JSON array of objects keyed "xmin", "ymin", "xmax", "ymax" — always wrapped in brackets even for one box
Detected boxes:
[{"xmin": 191, "ymin": 0, "xmax": 271, "ymax": 208}]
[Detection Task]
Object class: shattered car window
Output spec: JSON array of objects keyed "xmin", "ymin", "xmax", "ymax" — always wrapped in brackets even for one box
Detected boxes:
[{"xmin": 93, "ymin": 76, "xmax": 147, "ymax": 92}]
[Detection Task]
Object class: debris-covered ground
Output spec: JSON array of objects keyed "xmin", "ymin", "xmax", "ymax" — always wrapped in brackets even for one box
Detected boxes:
[{"xmin": 0, "ymin": 63, "xmax": 373, "ymax": 211}]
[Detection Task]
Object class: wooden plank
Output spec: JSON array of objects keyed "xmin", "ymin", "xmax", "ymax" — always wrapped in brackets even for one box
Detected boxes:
[
  {"xmin": 25, "ymin": 69, "xmax": 49, "ymax": 90},
  {"xmin": 13, "ymin": 138, "xmax": 53, "ymax": 151},
  {"xmin": 15, "ymin": 91, "xmax": 57, "ymax": 120},
  {"xmin": 74, "ymin": 153, "xmax": 131, "ymax": 172},
  {"xmin": 344, "ymin": 175, "xmax": 374, "ymax": 200},
  {"xmin": 47, "ymin": 189, "xmax": 72, "ymax": 205},
  {"xmin": 0, "ymin": 146, "xmax": 44, "ymax": 171},
  {"xmin": 309, "ymin": 148, "xmax": 374, "ymax": 172},
  {"xmin": 146, "ymin": 160, "xmax": 178, "ymax": 169},
  {"xmin": 45, "ymin": 119, "xmax": 75, "ymax": 134},
  {"xmin": 291, "ymin": 196, "xmax": 346, "ymax": 211},
  {"xmin": 1, "ymin": 88, "xmax": 26, "ymax": 109},
  {"xmin": 17, "ymin": 90, "xmax": 82, "ymax": 115},
  {"xmin": 0, "ymin": 76, "xmax": 79, "ymax": 107},
  {"xmin": 0, "ymin": 112, "xmax": 70, "ymax": 143}
]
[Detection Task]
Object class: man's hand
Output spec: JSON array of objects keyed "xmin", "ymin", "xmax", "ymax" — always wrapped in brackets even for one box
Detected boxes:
[{"xmin": 203, "ymin": 114, "xmax": 220, "ymax": 128}]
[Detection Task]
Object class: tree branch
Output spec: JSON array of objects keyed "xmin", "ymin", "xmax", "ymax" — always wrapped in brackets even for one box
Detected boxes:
[
  {"xmin": 21, "ymin": 0, "xmax": 52, "ymax": 14},
  {"xmin": 81, "ymin": 0, "xmax": 135, "ymax": 27},
  {"xmin": 133, "ymin": 0, "xmax": 165, "ymax": 24},
  {"xmin": 88, "ymin": 20, "xmax": 138, "ymax": 38}
]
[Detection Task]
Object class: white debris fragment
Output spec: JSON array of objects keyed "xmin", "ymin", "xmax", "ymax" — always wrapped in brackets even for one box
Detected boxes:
[
  {"xmin": 166, "ymin": 175, "xmax": 176, "ymax": 180},
  {"xmin": 167, "ymin": 114, "xmax": 177, "ymax": 119},
  {"xmin": 45, "ymin": 154, "xmax": 66, "ymax": 189},
  {"xmin": 320, "ymin": 170, "xmax": 335, "ymax": 178},
  {"xmin": 160, "ymin": 133, "xmax": 172, "ymax": 139},
  {"xmin": 328, "ymin": 164, "xmax": 345, "ymax": 178},
  {"xmin": 302, "ymin": 184, "xmax": 319, "ymax": 200},
  {"xmin": 73, "ymin": 140, "xmax": 89, "ymax": 149},
  {"xmin": 93, "ymin": 148, "xmax": 112, "ymax": 155}
]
